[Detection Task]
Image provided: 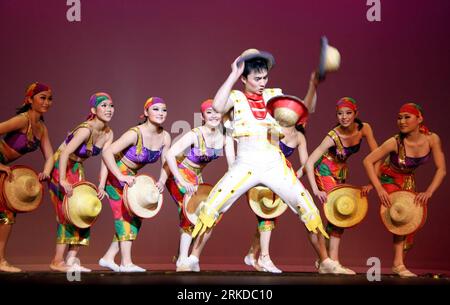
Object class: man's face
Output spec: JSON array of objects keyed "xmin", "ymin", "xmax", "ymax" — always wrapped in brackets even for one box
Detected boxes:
[{"xmin": 241, "ymin": 69, "xmax": 269, "ymax": 95}]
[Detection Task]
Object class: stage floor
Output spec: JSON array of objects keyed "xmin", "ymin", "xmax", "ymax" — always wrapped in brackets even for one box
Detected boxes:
[{"xmin": 1, "ymin": 269, "xmax": 448, "ymax": 285}]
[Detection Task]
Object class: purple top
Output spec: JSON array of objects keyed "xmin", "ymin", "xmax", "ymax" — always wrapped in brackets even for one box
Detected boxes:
[
  {"xmin": 120, "ymin": 127, "xmax": 163, "ymax": 165},
  {"xmin": 3, "ymin": 131, "xmax": 40, "ymax": 155},
  {"xmin": 389, "ymin": 134, "xmax": 431, "ymax": 170},
  {"xmin": 389, "ymin": 152, "xmax": 431, "ymax": 170},
  {"xmin": 185, "ymin": 128, "xmax": 221, "ymax": 165},
  {"xmin": 185, "ymin": 147, "xmax": 221, "ymax": 164},
  {"xmin": 65, "ymin": 133, "xmax": 101, "ymax": 158},
  {"xmin": 123, "ymin": 145, "xmax": 163, "ymax": 165},
  {"xmin": 326, "ymin": 129, "xmax": 362, "ymax": 163},
  {"xmin": 328, "ymin": 142, "xmax": 361, "ymax": 162},
  {"xmin": 279, "ymin": 141, "xmax": 295, "ymax": 158}
]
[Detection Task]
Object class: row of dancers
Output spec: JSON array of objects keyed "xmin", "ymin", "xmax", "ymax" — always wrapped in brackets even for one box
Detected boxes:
[{"xmin": 0, "ymin": 49, "xmax": 445, "ymax": 277}]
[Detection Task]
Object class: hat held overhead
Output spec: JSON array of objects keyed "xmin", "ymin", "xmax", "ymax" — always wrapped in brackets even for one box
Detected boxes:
[{"xmin": 318, "ymin": 36, "xmax": 341, "ymax": 81}]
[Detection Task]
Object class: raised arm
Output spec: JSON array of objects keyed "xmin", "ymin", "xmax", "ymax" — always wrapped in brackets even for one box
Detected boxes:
[
  {"xmin": 213, "ymin": 56, "xmax": 244, "ymax": 114},
  {"xmin": 305, "ymin": 136, "xmax": 335, "ymax": 203},
  {"xmin": 302, "ymin": 71, "xmax": 319, "ymax": 113},
  {"xmin": 415, "ymin": 133, "xmax": 446, "ymax": 206},
  {"xmin": 363, "ymin": 137, "xmax": 397, "ymax": 207}
]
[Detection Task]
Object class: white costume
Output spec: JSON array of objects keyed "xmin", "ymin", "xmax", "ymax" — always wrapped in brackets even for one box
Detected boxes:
[{"xmin": 192, "ymin": 89, "xmax": 328, "ymax": 238}]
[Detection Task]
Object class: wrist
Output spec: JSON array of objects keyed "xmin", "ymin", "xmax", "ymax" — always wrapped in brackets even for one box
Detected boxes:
[{"xmin": 375, "ymin": 185, "xmax": 384, "ymax": 192}]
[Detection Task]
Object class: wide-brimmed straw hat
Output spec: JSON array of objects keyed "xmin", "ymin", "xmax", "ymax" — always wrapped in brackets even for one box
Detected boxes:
[
  {"xmin": 183, "ymin": 184, "xmax": 213, "ymax": 225},
  {"xmin": 123, "ymin": 174, "xmax": 163, "ymax": 219},
  {"xmin": 1, "ymin": 165, "xmax": 43, "ymax": 213},
  {"xmin": 247, "ymin": 186, "xmax": 288, "ymax": 219},
  {"xmin": 324, "ymin": 184, "xmax": 368, "ymax": 228},
  {"xmin": 318, "ymin": 36, "xmax": 341, "ymax": 81},
  {"xmin": 266, "ymin": 94, "xmax": 309, "ymax": 127},
  {"xmin": 63, "ymin": 181, "xmax": 102, "ymax": 228},
  {"xmin": 237, "ymin": 48, "xmax": 275, "ymax": 70},
  {"xmin": 380, "ymin": 190, "xmax": 426, "ymax": 235}
]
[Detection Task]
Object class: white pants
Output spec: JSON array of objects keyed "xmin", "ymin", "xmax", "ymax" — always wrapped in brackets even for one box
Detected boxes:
[{"xmin": 206, "ymin": 141, "xmax": 318, "ymax": 219}]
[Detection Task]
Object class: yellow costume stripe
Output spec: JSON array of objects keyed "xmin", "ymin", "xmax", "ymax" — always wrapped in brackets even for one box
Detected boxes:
[{"xmin": 216, "ymin": 171, "xmax": 253, "ymax": 212}]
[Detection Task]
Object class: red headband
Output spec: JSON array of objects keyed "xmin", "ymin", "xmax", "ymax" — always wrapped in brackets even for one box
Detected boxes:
[
  {"xmin": 399, "ymin": 103, "xmax": 430, "ymax": 134},
  {"xmin": 336, "ymin": 97, "xmax": 358, "ymax": 112},
  {"xmin": 201, "ymin": 99, "xmax": 213, "ymax": 113},
  {"xmin": 399, "ymin": 103, "xmax": 421, "ymax": 117}
]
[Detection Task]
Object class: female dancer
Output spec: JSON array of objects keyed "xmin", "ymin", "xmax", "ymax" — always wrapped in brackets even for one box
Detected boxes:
[
  {"xmin": 0, "ymin": 83, "xmax": 54, "ymax": 272},
  {"xmin": 305, "ymin": 97, "xmax": 378, "ymax": 274},
  {"xmin": 166, "ymin": 99, "xmax": 235, "ymax": 272},
  {"xmin": 99, "ymin": 97, "xmax": 171, "ymax": 272},
  {"xmin": 364, "ymin": 103, "xmax": 445, "ymax": 277},
  {"xmin": 49, "ymin": 92, "xmax": 114, "ymax": 272}
]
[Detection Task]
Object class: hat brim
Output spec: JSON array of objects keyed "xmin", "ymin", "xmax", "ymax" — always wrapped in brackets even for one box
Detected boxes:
[
  {"xmin": 123, "ymin": 174, "xmax": 163, "ymax": 219},
  {"xmin": 247, "ymin": 186, "xmax": 288, "ymax": 219},
  {"xmin": 2, "ymin": 165, "xmax": 43, "ymax": 213},
  {"xmin": 324, "ymin": 184, "xmax": 368, "ymax": 228},
  {"xmin": 183, "ymin": 184, "xmax": 213, "ymax": 226},
  {"xmin": 266, "ymin": 95, "xmax": 309, "ymax": 126},
  {"xmin": 380, "ymin": 190, "xmax": 426, "ymax": 235},
  {"xmin": 63, "ymin": 181, "xmax": 101, "ymax": 229},
  {"xmin": 237, "ymin": 51, "xmax": 275, "ymax": 70},
  {"xmin": 318, "ymin": 36, "xmax": 329, "ymax": 81}
]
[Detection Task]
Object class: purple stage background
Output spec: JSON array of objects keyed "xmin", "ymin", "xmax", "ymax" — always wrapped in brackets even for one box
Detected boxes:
[{"xmin": 1, "ymin": 0, "xmax": 449, "ymax": 271}]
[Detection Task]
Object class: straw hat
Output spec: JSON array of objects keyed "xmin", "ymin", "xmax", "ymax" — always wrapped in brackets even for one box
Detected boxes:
[
  {"xmin": 1, "ymin": 165, "xmax": 43, "ymax": 213},
  {"xmin": 63, "ymin": 181, "xmax": 102, "ymax": 229},
  {"xmin": 318, "ymin": 36, "xmax": 341, "ymax": 81},
  {"xmin": 183, "ymin": 184, "xmax": 213, "ymax": 225},
  {"xmin": 123, "ymin": 174, "xmax": 163, "ymax": 219},
  {"xmin": 266, "ymin": 94, "xmax": 309, "ymax": 127},
  {"xmin": 380, "ymin": 190, "xmax": 426, "ymax": 235},
  {"xmin": 247, "ymin": 186, "xmax": 288, "ymax": 219},
  {"xmin": 324, "ymin": 184, "xmax": 368, "ymax": 228},
  {"xmin": 237, "ymin": 48, "xmax": 275, "ymax": 70}
]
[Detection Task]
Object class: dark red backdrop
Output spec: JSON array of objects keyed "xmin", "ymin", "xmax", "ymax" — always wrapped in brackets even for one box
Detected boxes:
[{"xmin": 1, "ymin": 0, "xmax": 448, "ymax": 271}]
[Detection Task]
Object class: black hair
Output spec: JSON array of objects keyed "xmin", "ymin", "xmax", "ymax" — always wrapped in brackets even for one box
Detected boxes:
[
  {"xmin": 138, "ymin": 117, "xmax": 147, "ymax": 125},
  {"xmin": 242, "ymin": 58, "xmax": 269, "ymax": 78},
  {"xmin": 334, "ymin": 117, "xmax": 363, "ymax": 130},
  {"xmin": 295, "ymin": 124, "xmax": 306, "ymax": 135},
  {"xmin": 16, "ymin": 103, "xmax": 31, "ymax": 115},
  {"xmin": 16, "ymin": 101, "xmax": 45, "ymax": 121}
]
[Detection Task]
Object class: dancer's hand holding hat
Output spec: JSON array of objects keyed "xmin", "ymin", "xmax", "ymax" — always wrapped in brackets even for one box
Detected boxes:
[
  {"xmin": 0, "ymin": 164, "xmax": 12, "ymax": 180},
  {"xmin": 119, "ymin": 174, "xmax": 136, "ymax": 187},
  {"xmin": 60, "ymin": 179, "xmax": 73, "ymax": 197}
]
